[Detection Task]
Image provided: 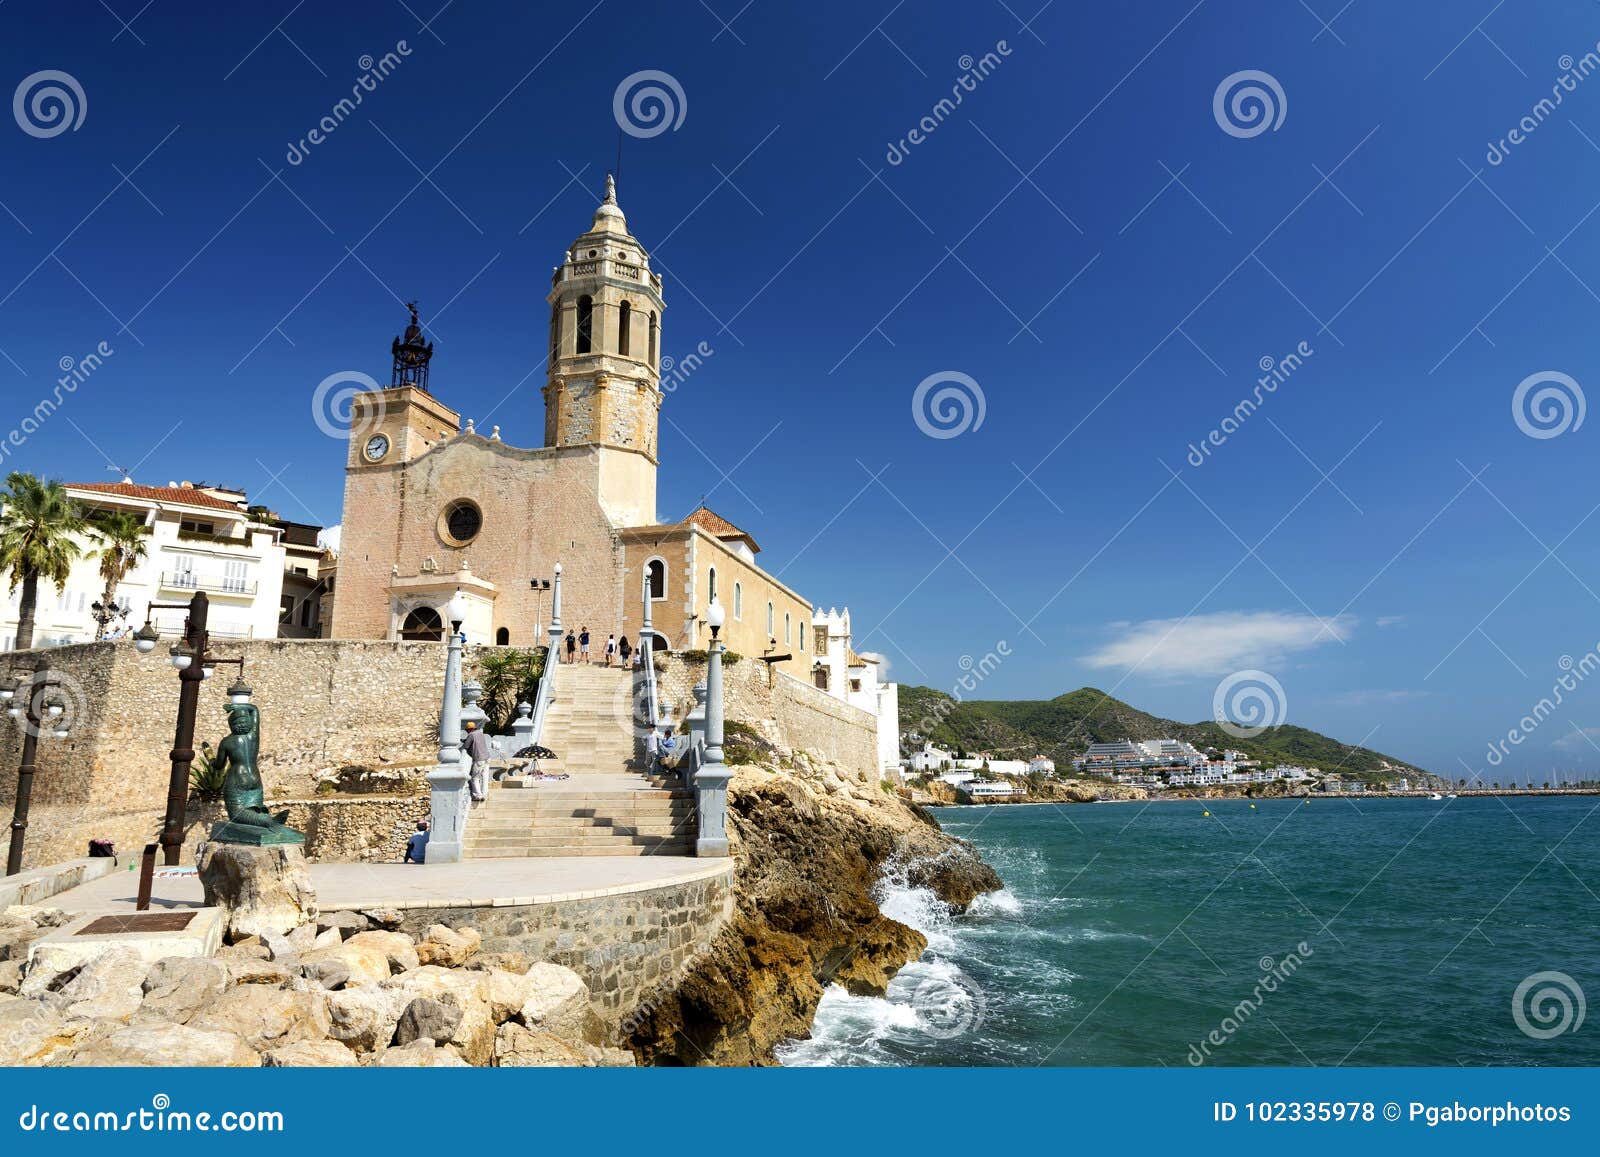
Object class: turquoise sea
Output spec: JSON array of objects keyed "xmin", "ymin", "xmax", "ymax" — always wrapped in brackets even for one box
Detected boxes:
[{"xmin": 777, "ymin": 796, "xmax": 1600, "ymax": 1066}]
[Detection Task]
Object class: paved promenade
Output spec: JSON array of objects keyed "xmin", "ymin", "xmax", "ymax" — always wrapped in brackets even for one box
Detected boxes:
[{"xmin": 47, "ymin": 856, "xmax": 731, "ymax": 916}]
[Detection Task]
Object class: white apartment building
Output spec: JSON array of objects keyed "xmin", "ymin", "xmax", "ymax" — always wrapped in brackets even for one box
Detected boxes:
[
  {"xmin": 1028, "ymin": 755, "xmax": 1056, "ymax": 775},
  {"xmin": 812, "ymin": 606, "xmax": 900, "ymax": 773},
  {"xmin": 2, "ymin": 482, "xmax": 289, "ymax": 649}
]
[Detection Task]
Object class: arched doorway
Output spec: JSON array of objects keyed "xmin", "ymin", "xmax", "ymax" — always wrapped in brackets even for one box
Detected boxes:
[
  {"xmin": 400, "ymin": 606, "xmax": 444, "ymax": 641},
  {"xmin": 495, "ymin": 627, "xmax": 511, "ymax": 646}
]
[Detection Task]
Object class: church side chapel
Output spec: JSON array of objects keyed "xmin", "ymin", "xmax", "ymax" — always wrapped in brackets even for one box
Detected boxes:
[{"xmin": 328, "ymin": 176, "xmax": 895, "ymax": 765}]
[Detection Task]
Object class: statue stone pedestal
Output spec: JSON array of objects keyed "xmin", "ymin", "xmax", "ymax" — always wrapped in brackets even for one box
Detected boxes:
[{"xmin": 196, "ymin": 842, "xmax": 318, "ymax": 942}]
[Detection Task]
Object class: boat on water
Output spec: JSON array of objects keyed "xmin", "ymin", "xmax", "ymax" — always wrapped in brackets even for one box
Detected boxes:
[{"xmin": 1429, "ymin": 792, "xmax": 1444, "ymax": 800}]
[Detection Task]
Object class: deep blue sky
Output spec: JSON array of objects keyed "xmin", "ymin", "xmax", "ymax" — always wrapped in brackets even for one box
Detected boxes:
[{"xmin": 6, "ymin": 1, "xmax": 1600, "ymax": 778}]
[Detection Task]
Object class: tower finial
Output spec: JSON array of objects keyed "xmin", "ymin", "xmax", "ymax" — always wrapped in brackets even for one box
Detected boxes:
[{"xmin": 604, "ymin": 172, "xmax": 617, "ymax": 204}]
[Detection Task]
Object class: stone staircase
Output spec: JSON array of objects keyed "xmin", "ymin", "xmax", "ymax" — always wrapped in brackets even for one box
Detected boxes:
[
  {"xmin": 463, "ymin": 663, "xmax": 696, "ymax": 859},
  {"xmin": 535, "ymin": 664, "xmax": 640, "ymax": 776}
]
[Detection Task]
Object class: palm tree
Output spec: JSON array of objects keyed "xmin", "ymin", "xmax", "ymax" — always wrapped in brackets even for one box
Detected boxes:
[
  {"xmin": 0, "ymin": 472, "xmax": 87, "ymax": 650},
  {"xmin": 90, "ymin": 510, "xmax": 147, "ymax": 639}
]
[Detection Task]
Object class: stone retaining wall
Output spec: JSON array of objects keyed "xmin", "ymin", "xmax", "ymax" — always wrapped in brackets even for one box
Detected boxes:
[
  {"xmin": 0, "ymin": 639, "xmax": 479, "ymax": 873},
  {"xmin": 273, "ymin": 796, "xmax": 432, "ymax": 864},
  {"xmin": 327, "ymin": 863, "xmax": 736, "ymax": 1027},
  {"xmin": 655, "ymin": 653, "xmax": 878, "ymax": 779}
]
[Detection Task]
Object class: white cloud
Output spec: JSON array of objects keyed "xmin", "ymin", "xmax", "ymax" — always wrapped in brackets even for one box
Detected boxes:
[
  {"xmin": 1082, "ymin": 611, "xmax": 1353, "ymax": 678},
  {"xmin": 1553, "ymin": 726, "xmax": 1600, "ymax": 752},
  {"xmin": 1376, "ymin": 615, "xmax": 1405, "ymax": 629},
  {"xmin": 318, "ymin": 524, "xmax": 342, "ymax": 556}
]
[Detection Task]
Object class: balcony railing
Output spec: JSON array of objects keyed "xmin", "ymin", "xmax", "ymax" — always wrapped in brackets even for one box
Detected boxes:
[{"xmin": 160, "ymin": 571, "xmax": 257, "ymax": 597}]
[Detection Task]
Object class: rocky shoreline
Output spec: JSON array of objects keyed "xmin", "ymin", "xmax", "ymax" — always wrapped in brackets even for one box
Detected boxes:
[{"xmin": 627, "ymin": 751, "xmax": 1001, "ymax": 1065}]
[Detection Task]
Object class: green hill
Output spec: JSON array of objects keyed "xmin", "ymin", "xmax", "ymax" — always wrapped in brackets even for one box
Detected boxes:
[{"xmin": 899, "ymin": 685, "xmax": 1425, "ymax": 781}]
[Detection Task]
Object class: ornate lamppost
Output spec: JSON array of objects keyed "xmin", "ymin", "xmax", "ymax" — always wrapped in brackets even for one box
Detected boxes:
[
  {"xmin": 3, "ymin": 657, "xmax": 74, "ymax": 876},
  {"xmin": 695, "ymin": 599, "xmax": 732, "ymax": 857},
  {"xmin": 426, "ymin": 590, "xmax": 471, "ymax": 863}
]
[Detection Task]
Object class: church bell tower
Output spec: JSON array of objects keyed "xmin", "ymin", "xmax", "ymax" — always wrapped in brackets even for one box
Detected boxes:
[{"xmin": 544, "ymin": 175, "xmax": 664, "ymax": 527}]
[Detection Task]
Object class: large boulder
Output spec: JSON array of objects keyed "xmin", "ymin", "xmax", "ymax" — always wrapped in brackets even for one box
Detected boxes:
[
  {"xmin": 0, "ymin": 960, "xmax": 22, "ymax": 995},
  {"xmin": 262, "ymin": 1040, "xmax": 359, "ymax": 1067},
  {"xmin": 380, "ymin": 966, "xmax": 494, "ymax": 1064},
  {"xmin": 493, "ymin": 1022, "xmax": 589, "ymax": 1067},
  {"xmin": 140, "ymin": 958, "xmax": 229, "ymax": 1025},
  {"xmin": 518, "ymin": 962, "xmax": 602, "ymax": 1045},
  {"xmin": 298, "ymin": 940, "xmax": 391, "ymax": 988},
  {"xmin": 56, "ymin": 948, "xmax": 151, "ymax": 1023},
  {"xmin": 325, "ymin": 986, "xmax": 407, "ymax": 1054},
  {"xmin": 316, "ymin": 911, "xmax": 371, "ymax": 941},
  {"xmin": 196, "ymin": 843, "xmax": 318, "ymax": 941},
  {"xmin": 415, "ymin": 924, "xmax": 480, "ymax": 968},
  {"xmin": 394, "ymin": 996, "xmax": 463, "ymax": 1047},
  {"xmin": 190, "ymin": 983, "xmax": 331, "ymax": 1052},
  {"xmin": 69, "ymin": 1022, "xmax": 259, "ymax": 1067},
  {"xmin": 345, "ymin": 930, "xmax": 420, "ymax": 974},
  {"xmin": 371, "ymin": 1038, "xmax": 469, "ymax": 1067},
  {"xmin": 0, "ymin": 1000, "xmax": 92, "ymax": 1065},
  {"xmin": 484, "ymin": 968, "xmax": 535, "ymax": 1022}
]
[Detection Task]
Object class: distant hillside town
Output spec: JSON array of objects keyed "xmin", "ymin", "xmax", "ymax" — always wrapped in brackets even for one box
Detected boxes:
[{"xmin": 896, "ymin": 735, "xmax": 1419, "ymax": 800}]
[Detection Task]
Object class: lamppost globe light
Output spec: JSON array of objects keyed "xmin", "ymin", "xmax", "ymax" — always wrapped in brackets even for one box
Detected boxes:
[
  {"xmin": 45, "ymin": 700, "xmax": 63, "ymax": 718},
  {"xmin": 227, "ymin": 678, "xmax": 252, "ymax": 704},
  {"xmin": 52, "ymin": 724, "xmax": 69, "ymax": 740},
  {"xmin": 706, "ymin": 600, "xmax": 726, "ymax": 630},
  {"xmin": 169, "ymin": 644, "xmax": 192, "ymax": 671},
  {"xmin": 134, "ymin": 623, "xmax": 159, "ymax": 654},
  {"xmin": 447, "ymin": 590, "xmax": 469, "ymax": 626},
  {"xmin": 0, "ymin": 677, "xmax": 15, "ymax": 702},
  {"xmin": 553, "ymin": 562, "xmax": 561, "ymax": 575}
]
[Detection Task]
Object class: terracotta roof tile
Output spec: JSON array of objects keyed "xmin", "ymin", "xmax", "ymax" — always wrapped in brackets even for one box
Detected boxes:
[
  {"xmin": 70, "ymin": 482, "xmax": 244, "ymax": 514},
  {"xmin": 684, "ymin": 506, "xmax": 759, "ymax": 552}
]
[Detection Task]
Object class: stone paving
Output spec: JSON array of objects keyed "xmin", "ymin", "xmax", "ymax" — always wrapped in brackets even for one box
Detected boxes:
[{"xmin": 45, "ymin": 855, "xmax": 730, "ymax": 916}]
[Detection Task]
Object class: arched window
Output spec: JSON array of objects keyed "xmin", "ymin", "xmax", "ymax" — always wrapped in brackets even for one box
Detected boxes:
[
  {"xmin": 648, "ymin": 312, "xmax": 658, "ymax": 368},
  {"xmin": 401, "ymin": 606, "xmax": 444, "ymax": 642},
  {"xmin": 707, "ymin": 566, "xmax": 717, "ymax": 605},
  {"xmin": 550, "ymin": 307, "xmax": 561, "ymax": 360},
  {"xmin": 799, "ymin": 618, "xmax": 806, "ymax": 650},
  {"xmin": 618, "ymin": 301, "xmax": 631, "ymax": 356},
  {"xmin": 495, "ymin": 627, "xmax": 510, "ymax": 646},
  {"xmin": 734, "ymin": 582, "xmax": 743, "ymax": 620},
  {"xmin": 785, "ymin": 612, "xmax": 791, "ymax": 645},
  {"xmin": 766, "ymin": 601, "xmax": 774, "ymax": 636},
  {"xmin": 576, "ymin": 295, "xmax": 593, "ymax": 354},
  {"xmin": 645, "ymin": 557, "xmax": 666, "ymax": 600}
]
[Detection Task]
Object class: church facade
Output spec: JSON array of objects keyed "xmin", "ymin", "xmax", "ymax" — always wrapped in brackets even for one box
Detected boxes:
[{"xmin": 328, "ymin": 178, "xmax": 839, "ymax": 694}]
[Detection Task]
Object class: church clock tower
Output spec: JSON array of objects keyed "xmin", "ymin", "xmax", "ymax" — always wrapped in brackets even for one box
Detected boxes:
[{"xmin": 544, "ymin": 175, "xmax": 664, "ymax": 527}]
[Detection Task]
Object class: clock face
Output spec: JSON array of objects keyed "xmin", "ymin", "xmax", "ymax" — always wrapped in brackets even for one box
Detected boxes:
[{"xmin": 364, "ymin": 434, "xmax": 390, "ymax": 462}]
